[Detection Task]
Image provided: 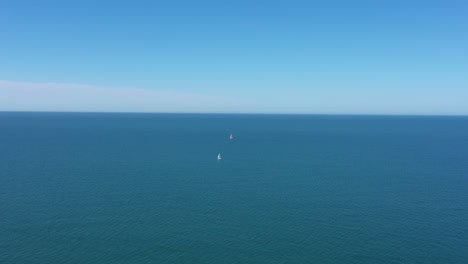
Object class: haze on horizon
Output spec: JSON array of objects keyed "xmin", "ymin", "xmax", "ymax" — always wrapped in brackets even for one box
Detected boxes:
[{"xmin": 1, "ymin": 0, "xmax": 467, "ymax": 115}]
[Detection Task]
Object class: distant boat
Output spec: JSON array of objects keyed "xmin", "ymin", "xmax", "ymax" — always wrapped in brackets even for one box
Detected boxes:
[
  {"xmin": 217, "ymin": 153, "xmax": 222, "ymax": 160},
  {"xmin": 229, "ymin": 134, "xmax": 233, "ymax": 140}
]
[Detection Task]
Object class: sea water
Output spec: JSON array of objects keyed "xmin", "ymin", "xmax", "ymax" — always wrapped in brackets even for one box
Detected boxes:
[{"xmin": 1, "ymin": 112, "xmax": 467, "ymax": 263}]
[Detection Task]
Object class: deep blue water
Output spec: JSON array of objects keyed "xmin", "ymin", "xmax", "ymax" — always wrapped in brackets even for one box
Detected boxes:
[{"xmin": 1, "ymin": 112, "xmax": 467, "ymax": 264}]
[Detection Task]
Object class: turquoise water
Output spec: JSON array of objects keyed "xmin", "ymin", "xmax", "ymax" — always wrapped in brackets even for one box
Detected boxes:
[{"xmin": 1, "ymin": 112, "xmax": 467, "ymax": 263}]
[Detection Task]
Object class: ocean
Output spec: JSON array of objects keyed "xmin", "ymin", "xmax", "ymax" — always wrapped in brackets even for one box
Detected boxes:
[{"xmin": 1, "ymin": 112, "xmax": 467, "ymax": 263}]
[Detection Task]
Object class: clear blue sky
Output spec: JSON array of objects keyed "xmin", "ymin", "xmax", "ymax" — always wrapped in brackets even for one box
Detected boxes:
[{"xmin": 1, "ymin": 0, "xmax": 467, "ymax": 114}]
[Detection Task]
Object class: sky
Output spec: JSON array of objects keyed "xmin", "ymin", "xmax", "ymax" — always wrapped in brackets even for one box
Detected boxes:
[{"xmin": 0, "ymin": 0, "xmax": 467, "ymax": 114}]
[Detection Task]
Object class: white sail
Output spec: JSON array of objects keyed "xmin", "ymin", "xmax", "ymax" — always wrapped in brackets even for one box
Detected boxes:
[{"xmin": 217, "ymin": 153, "xmax": 222, "ymax": 160}]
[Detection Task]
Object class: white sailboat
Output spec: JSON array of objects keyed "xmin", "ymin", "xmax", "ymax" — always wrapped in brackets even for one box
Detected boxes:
[{"xmin": 217, "ymin": 153, "xmax": 222, "ymax": 160}]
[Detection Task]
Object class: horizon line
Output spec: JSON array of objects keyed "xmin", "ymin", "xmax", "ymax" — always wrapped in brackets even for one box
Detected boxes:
[{"xmin": 1, "ymin": 110, "xmax": 467, "ymax": 117}]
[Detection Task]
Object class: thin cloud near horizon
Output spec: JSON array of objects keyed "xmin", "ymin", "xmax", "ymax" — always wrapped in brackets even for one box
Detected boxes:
[
  {"xmin": 0, "ymin": 80, "xmax": 253, "ymax": 113},
  {"xmin": 1, "ymin": 80, "xmax": 467, "ymax": 115}
]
